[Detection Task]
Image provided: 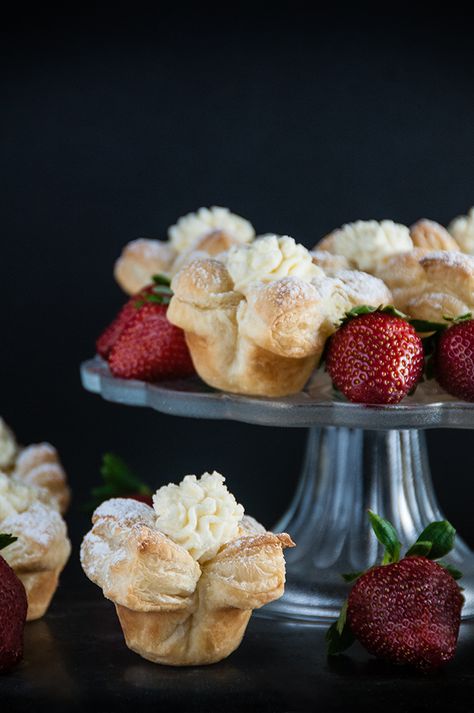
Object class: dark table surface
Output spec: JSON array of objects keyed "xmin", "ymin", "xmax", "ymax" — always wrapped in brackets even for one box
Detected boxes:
[{"xmin": 3, "ymin": 581, "xmax": 474, "ymax": 713}]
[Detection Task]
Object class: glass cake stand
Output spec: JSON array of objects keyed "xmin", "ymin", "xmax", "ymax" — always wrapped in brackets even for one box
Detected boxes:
[{"xmin": 81, "ymin": 356, "xmax": 474, "ymax": 623}]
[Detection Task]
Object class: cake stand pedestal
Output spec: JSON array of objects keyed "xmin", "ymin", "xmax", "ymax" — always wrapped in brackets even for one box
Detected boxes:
[{"xmin": 81, "ymin": 357, "xmax": 474, "ymax": 623}]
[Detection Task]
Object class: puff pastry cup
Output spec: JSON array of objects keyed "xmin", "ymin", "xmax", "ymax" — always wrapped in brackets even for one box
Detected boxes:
[
  {"xmin": 81, "ymin": 495, "xmax": 294, "ymax": 666},
  {"xmin": 0, "ymin": 472, "xmax": 71, "ymax": 620},
  {"xmin": 115, "ymin": 206, "xmax": 255, "ymax": 295},
  {"xmin": 167, "ymin": 235, "xmax": 392, "ymax": 397},
  {"xmin": 376, "ymin": 250, "xmax": 474, "ymax": 322},
  {"xmin": 316, "ymin": 218, "xmax": 460, "ymax": 274},
  {"xmin": 0, "ymin": 418, "xmax": 70, "ymax": 514},
  {"xmin": 313, "ymin": 217, "xmax": 474, "ymax": 321}
]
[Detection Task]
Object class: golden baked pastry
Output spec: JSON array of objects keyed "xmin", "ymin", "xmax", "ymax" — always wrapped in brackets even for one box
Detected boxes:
[
  {"xmin": 310, "ymin": 249, "xmax": 351, "ymax": 275},
  {"xmin": 377, "ymin": 250, "xmax": 474, "ymax": 321},
  {"xmin": 114, "ymin": 207, "xmax": 255, "ymax": 294},
  {"xmin": 81, "ymin": 472, "xmax": 294, "ymax": 666},
  {"xmin": 448, "ymin": 207, "xmax": 474, "ymax": 254},
  {"xmin": 0, "ymin": 418, "xmax": 70, "ymax": 514},
  {"xmin": 0, "ymin": 472, "xmax": 71, "ymax": 620},
  {"xmin": 410, "ymin": 219, "xmax": 460, "ymax": 252},
  {"xmin": 315, "ymin": 218, "xmax": 460, "ymax": 273},
  {"xmin": 316, "ymin": 219, "xmax": 413, "ymax": 272},
  {"xmin": 167, "ymin": 235, "xmax": 392, "ymax": 396}
]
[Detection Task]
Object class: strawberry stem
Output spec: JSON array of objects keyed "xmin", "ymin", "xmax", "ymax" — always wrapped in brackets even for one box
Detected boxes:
[{"xmin": 85, "ymin": 453, "xmax": 152, "ymax": 512}]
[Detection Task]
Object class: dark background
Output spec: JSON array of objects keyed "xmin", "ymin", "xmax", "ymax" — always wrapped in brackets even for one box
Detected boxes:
[{"xmin": 1, "ymin": 5, "xmax": 474, "ymax": 587}]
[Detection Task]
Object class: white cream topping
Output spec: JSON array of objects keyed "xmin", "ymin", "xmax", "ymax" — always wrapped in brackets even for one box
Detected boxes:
[
  {"xmin": 153, "ymin": 471, "xmax": 244, "ymax": 562},
  {"xmin": 327, "ymin": 220, "xmax": 413, "ymax": 272},
  {"xmin": 0, "ymin": 471, "xmax": 36, "ymax": 521},
  {"xmin": 0, "ymin": 418, "xmax": 17, "ymax": 470},
  {"xmin": 227, "ymin": 235, "xmax": 324, "ymax": 294},
  {"xmin": 168, "ymin": 207, "xmax": 255, "ymax": 254},
  {"xmin": 448, "ymin": 207, "xmax": 474, "ymax": 254}
]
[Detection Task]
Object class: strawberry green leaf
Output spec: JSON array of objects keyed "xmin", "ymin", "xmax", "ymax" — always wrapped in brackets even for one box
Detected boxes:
[
  {"xmin": 0, "ymin": 533, "xmax": 17, "ymax": 551},
  {"xmin": 411, "ymin": 521, "xmax": 456, "ymax": 560},
  {"xmin": 439, "ymin": 563, "xmax": 463, "ymax": 581},
  {"xmin": 346, "ymin": 305, "xmax": 380, "ymax": 317},
  {"xmin": 405, "ymin": 540, "xmax": 432, "ymax": 558},
  {"xmin": 337, "ymin": 601, "xmax": 348, "ymax": 635},
  {"xmin": 85, "ymin": 453, "xmax": 152, "ymax": 512},
  {"xmin": 368, "ymin": 511, "xmax": 401, "ymax": 564},
  {"xmin": 152, "ymin": 273, "xmax": 171, "ymax": 287},
  {"xmin": 145, "ymin": 292, "xmax": 171, "ymax": 305},
  {"xmin": 326, "ymin": 602, "xmax": 355, "ymax": 655},
  {"xmin": 101, "ymin": 453, "xmax": 151, "ymax": 494},
  {"xmin": 410, "ymin": 319, "xmax": 447, "ymax": 334},
  {"xmin": 442, "ymin": 312, "xmax": 472, "ymax": 323},
  {"xmin": 339, "ymin": 304, "xmax": 409, "ymax": 328},
  {"xmin": 341, "ymin": 571, "xmax": 363, "ymax": 582},
  {"xmin": 378, "ymin": 305, "xmax": 410, "ymax": 319}
]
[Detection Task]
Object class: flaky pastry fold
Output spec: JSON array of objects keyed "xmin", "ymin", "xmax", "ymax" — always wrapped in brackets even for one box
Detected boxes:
[
  {"xmin": 1, "ymin": 500, "xmax": 71, "ymax": 620},
  {"xmin": 12, "ymin": 443, "xmax": 70, "ymax": 514},
  {"xmin": 81, "ymin": 499, "xmax": 294, "ymax": 666},
  {"xmin": 375, "ymin": 250, "xmax": 474, "ymax": 321}
]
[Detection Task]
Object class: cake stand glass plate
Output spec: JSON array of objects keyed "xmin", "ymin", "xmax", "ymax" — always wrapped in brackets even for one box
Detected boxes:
[{"xmin": 81, "ymin": 357, "xmax": 474, "ymax": 622}]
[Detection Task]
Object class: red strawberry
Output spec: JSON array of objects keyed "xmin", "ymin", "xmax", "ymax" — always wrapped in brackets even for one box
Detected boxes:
[
  {"xmin": 325, "ymin": 308, "xmax": 424, "ymax": 404},
  {"xmin": 96, "ymin": 284, "xmax": 157, "ymax": 359},
  {"xmin": 348, "ymin": 557, "xmax": 462, "ymax": 670},
  {"xmin": 434, "ymin": 317, "xmax": 474, "ymax": 401},
  {"xmin": 327, "ymin": 512, "xmax": 464, "ymax": 671},
  {"xmin": 109, "ymin": 301, "xmax": 194, "ymax": 381},
  {"xmin": 0, "ymin": 534, "xmax": 28, "ymax": 672}
]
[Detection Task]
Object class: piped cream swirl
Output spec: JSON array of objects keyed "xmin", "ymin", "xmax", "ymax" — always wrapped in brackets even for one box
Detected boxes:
[
  {"xmin": 227, "ymin": 235, "xmax": 324, "ymax": 294},
  {"xmin": 168, "ymin": 207, "xmax": 255, "ymax": 254},
  {"xmin": 153, "ymin": 471, "xmax": 244, "ymax": 562}
]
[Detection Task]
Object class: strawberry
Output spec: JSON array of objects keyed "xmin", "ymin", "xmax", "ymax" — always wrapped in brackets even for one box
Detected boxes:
[
  {"xmin": 434, "ymin": 315, "xmax": 474, "ymax": 401},
  {"xmin": 105, "ymin": 275, "xmax": 195, "ymax": 382},
  {"xmin": 87, "ymin": 453, "xmax": 153, "ymax": 512},
  {"xmin": 109, "ymin": 300, "xmax": 194, "ymax": 381},
  {"xmin": 327, "ymin": 512, "xmax": 464, "ymax": 671},
  {"xmin": 96, "ymin": 284, "xmax": 157, "ymax": 359},
  {"xmin": 325, "ymin": 307, "xmax": 424, "ymax": 404},
  {"xmin": 0, "ymin": 534, "xmax": 28, "ymax": 672}
]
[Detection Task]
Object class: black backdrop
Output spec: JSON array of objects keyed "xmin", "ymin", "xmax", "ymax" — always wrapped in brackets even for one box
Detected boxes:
[{"xmin": 2, "ymin": 6, "xmax": 474, "ymax": 585}]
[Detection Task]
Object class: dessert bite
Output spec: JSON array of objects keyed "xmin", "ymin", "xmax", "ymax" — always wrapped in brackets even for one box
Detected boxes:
[
  {"xmin": 0, "ymin": 473, "xmax": 71, "ymax": 621},
  {"xmin": 114, "ymin": 206, "xmax": 255, "ymax": 295},
  {"xmin": 0, "ymin": 418, "xmax": 70, "ymax": 515},
  {"xmin": 167, "ymin": 234, "xmax": 392, "ymax": 396},
  {"xmin": 314, "ymin": 217, "xmax": 466, "ymax": 319},
  {"xmin": 317, "ymin": 219, "xmax": 413, "ymax": 272},
  {"xmin": 410, "ymin": 218, "xmax": 460, "ymax": 252},
  {"xmin": 448, "ymin": 206, "xmax": 474, "ymax": 254},
  {"xmin": 377, "ymin": 250, "xmax": 474, "ymax": 322},
  {"xmin": 81, "ymin": 471, "xmax": 294, "ymax": 666}
]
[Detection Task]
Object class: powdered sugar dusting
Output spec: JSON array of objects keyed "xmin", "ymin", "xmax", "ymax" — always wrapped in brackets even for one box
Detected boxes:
[
  {"xmin": 93, "ymin": 497, "xmax": 155, "ymax": 525},
  {"xmin": 421, "ymin": 250, "xmax": 474, "ymax": 271},
  {"xmin": 270, "ymin": 276, "xmax": 318, "ymax": 304},
  {"xmin": 2, "ymin": 501, "xmax": 66, "ymax": 547},
  {"xmin": 126, "ymin": 238, "xmax": 173, "ymax": 261},
  {"xmin": 335, "ymin": 269, "xmax": 392, "ymax": 304}
]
